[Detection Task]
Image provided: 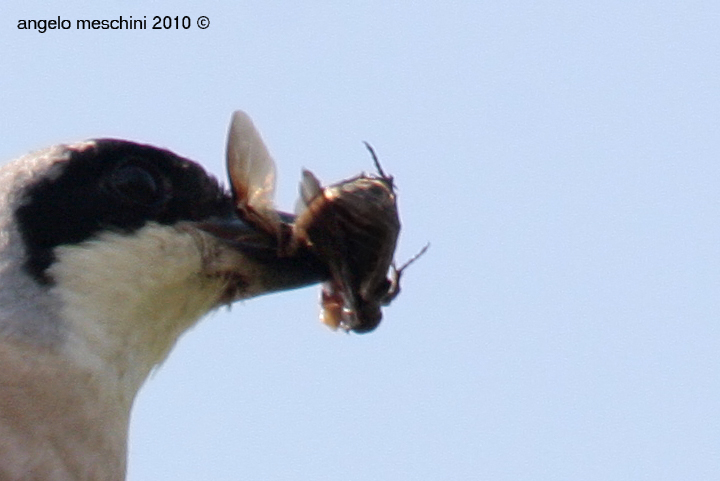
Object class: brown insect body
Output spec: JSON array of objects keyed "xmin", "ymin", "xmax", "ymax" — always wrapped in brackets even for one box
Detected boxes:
[
  {"xmin": 226, "ymin": 111, "xmax": 424, "ymax": 333},
  {"xmin": 294, "ymin": 161, "xmax": 401, "ymax": 333}
]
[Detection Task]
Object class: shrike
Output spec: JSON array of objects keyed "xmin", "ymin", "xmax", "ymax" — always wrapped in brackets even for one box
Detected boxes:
[{"xmin": 0, "ymin": 114, "xmax": 325, "ymax": 480}]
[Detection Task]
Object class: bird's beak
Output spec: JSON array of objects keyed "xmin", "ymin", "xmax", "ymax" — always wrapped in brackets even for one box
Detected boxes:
[{"xmin": 191, "ymin": 216, "xmax": 329, "ymax": 299}]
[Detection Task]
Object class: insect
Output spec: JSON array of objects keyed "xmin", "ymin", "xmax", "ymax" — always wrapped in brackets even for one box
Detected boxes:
[
  {"xmin": 225, "ymin": 111, "xmax": 427, "ymax": 333},
  {"xmin": 293, "ymin": 144, "xmax": 428, "ymax": 332}
]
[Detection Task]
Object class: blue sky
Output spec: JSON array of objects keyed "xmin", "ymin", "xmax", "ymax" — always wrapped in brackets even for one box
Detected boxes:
[{"xmin": 2, "ymin": 1, "xmax": 719, "ymax": 480}]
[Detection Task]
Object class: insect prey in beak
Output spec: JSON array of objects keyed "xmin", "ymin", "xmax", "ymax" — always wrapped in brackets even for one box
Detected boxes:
[{"xmin": 225, "ymin": 110, "xmax": 427, "ymax": 333}]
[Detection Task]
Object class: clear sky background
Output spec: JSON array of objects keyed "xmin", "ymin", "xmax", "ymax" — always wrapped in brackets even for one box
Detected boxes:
[{"xmin": 2, "ymin": 1, "xmax": 719, "ymax": 480}]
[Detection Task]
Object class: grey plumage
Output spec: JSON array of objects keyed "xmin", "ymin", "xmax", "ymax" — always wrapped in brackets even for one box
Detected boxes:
[{"xmin": 0, "ymin": 145, "xmax": 70, "ymax": 346}]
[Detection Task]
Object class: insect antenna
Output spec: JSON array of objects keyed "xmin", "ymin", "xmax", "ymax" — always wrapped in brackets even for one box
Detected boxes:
[
  {"xmin": 394, "ymin": 242, "xmax": 430, "ymax": 275},
  {"xmin": 362, "ymin": 141, "xmax": 393, "ymax": 185},
  {"xmin": 383, "ymin": 243, "xmax": 430, "ymax": 305}
]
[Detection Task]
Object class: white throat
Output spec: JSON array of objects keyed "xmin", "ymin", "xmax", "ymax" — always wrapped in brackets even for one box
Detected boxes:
[
  {"xmin": 0, "ymin": 223, "xmax": 231, "ymax": 480},
  {"xmin": 49, "ymin": 223, "xmax": 229, "ymax": 398}
]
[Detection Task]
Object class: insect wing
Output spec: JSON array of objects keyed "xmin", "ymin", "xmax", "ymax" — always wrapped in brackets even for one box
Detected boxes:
[{"xmin": 226, "ymin": 110, "xmax": 281, "ymax": 236}]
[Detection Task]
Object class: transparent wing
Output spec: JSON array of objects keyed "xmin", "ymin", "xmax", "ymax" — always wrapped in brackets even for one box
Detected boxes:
[
  {"xmin": 294, "ymin": 168, "xmax": 323, "ymax": 216},
  {"xmin": 226, "ymin": 110, "xmax": 281, "ymax": 236}
]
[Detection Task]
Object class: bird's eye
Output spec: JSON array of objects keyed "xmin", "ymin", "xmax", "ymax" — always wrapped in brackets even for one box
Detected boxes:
[{"xmin": 108, "ymin": 161, "xmax": 167, "ymax": 206}]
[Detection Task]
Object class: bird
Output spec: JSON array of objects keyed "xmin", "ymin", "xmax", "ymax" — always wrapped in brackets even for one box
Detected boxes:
[{"xmin": 0, "ymin": 115, "xmax": 327, "ymax": 480}]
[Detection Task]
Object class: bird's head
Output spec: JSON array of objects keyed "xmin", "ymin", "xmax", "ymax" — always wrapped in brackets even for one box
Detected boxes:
[{"xmin": 0, "ymin": 138, "xmax": 325, "ymax": 395}]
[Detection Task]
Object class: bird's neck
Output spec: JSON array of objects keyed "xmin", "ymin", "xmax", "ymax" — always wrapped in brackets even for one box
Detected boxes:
[
  {"xmin": 0, "ymin": 339, "xmax": 129, "ymax": 481},
  {"xmin": 0, "ymin": 225, "xmax": 230, "ymax": 480}
]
